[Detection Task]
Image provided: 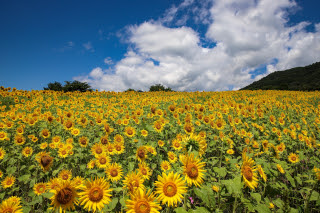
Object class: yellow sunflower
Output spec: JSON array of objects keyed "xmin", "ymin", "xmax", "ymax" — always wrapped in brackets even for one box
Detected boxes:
[
  {"xmin": 125, "ymin": 126, "xmax": 136, "ymax": 138},
  {"xmin": 41, "ymin": 128, "xmax": 50, "ymax": 139},
  {"xmin": 105, "ymin": 162, "xmax": 123, "ymax": 182},
  {"xmin": 95, "ymin": 153, "xmax": 111, "ymax": 169},
  {"xmin": 276, "ymin": 164, "xmax": 285, "ymax": 174},
  {"xmin": 0, "ymin": 198, "xmax": 22, "ymax": 213},
  {"xmin": 158, "ymin": 140, "xmax": 165, "ymax": 147},
  {"xmin": 79, "ymin": 177, "xmax": 112, "ymax": 213},
  {"xmin": 73, "ymin": 176, "xmax": 85, "ymax": 187},
  {"xmin": 161, "ymin": 161, "xmax": 171, "ymax": 172},
  {"xmin": 71, "ymin": 128, "xmax": 80, "ymax": 136},
  {"xmin": 79, "ymin": 136, "xmax": 89, "ymax": 148},
  {"xmin": 123, "ymin": 171, "xmax": 145, "ymax": 194},
  {"xmin": 138, "ymin": 162, "xmax": 152, "ymax": 180},
  {"xmin": 141, "ymin": 129, "xmax": 148, "ymax": 137},
  {"xmin": 155, "ymin": 171, "xmax": 187, "ymax": 207},
  {"xmin": 91, "ymin": 143, "xmax": 105, "ymax": 157},
  {"xmin": 288, "ymin": 153, "xmax": 299, "ymax": 164},
  {"xmin": 50, "ymin": 179, "xmax": 79, "ymax": 213},
  {"xmin": 87, "ymin": 159, "xmax": 96, "ymax": 169},
  {"xmin": 47, "ymin": 178, "xmax": 61, "ymax": 191},
  {"xmin": 113, "ymin": 141, "xmax": 125, "ymax": 154},
  {"xmin": 106, "ymin": 143, "xmax": 115, "ymax": 155},
  {"xmin": 114, "ymin": 134, "xmax": 124, "ymax": 143},
  {"xmin": 212, "ymin": 185, "xmax": 219, "ymax": 192},
  {"xmin": 241, "ymin": 153, "xmax": 258, "ymax": 190},
  {"xmin": 0, "ymin": 147, "xmax": 6, "ymax": 160},
  {"xmin": 1, "ymin": 176, "xmax": 15, "ymax": 188},
  {"xmin": 168, "ymin": 151, "xmax": 177, "ymax": 163},
  {"xmin": 126, "ymin": 189, "xmax": 162, "ymax": 213},
  {"xmin": 36, "ymin": 151, "xmax": 54, "ymax": 172},
  {"xmin": 0, "ymin": 131, "xmax": 7, "ymax": 141},
  {"xmin": 181, "ymin": 134, "xmax": 207, "ymax": 156},
  {"xmin": 136, "ymin": 146, "xmax": 148, "ymax": 162},
  {"xmin": 14, "ymin": 134, "xmax": 25, "ymax": 146},
  {"xmin": 59, "ymin": 169, "xmax": 72, "ymax": 181},
  {"xmin": 180, "ymin": 153, "xmax": 206, "ymax": 187},
  {"xmin": 58, "ymin": 148, "xmax": 69, "ymax": 158},
  {"xmin": 33, "ymin": 182, "xmax": 47, "ymax": 195},
  {"xmin": 257, "ymin": 165, "xmax": 267, "ymax": 182},
  {"xmin": 22, "ymin": 147, "xmax": 33, "ymax": 157}
]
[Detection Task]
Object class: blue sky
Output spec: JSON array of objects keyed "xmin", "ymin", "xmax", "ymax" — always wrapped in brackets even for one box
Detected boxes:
[{"xmin": 1, "ymin": 0, "xmax": 320, "ymax": 91}]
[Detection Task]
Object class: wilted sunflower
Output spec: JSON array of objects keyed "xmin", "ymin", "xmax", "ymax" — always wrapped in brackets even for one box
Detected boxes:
[
  {"xmin": 0, "ymin": 147, "xmax": 6, "ymax": 160},
  {"xmin": 79, "ymin": 177, "xmax": 112, "ymax": 213},
  {"xmin": 180, "ymin": 153, "xmax": 206, "ymax": 187},
  {"xmin": 22, "ymin": 147, "xmax": 33, "ymax": 157},
  {"xmin": 241, "ymin": 153, "xmax": 258, "ymax": 190},
  {"xmin": 136, "ymin": 146, "xmax": 148, "ymax": 162},
  {"xmin": 50, "ymin": 179, "xmax": 79, "ymax": 213},
  {"xmin": 33, "ymin": 182, "xmax": 47, "ymax": 195},
  {"xmin": 1, "ymin": 176, "xmax": 15, "ymax": 188},
  {"xmin": 155, "ymin": 171, "xmax": 187, "ymax": 207},
  {"xmin": 59, "ymin": 169, "xmax": 72, "ymax": 181},
  {"xmin": 36, "ymin": 151, "xmax": 54, "ymax": 172},
  {"xmin": 123, "ymin": 171, "xmax": 145, "ymax": 194},
  {"xmin": 125, "ymin": 126, "xmax": 136, "ymax": 138},
  {"xmin": 95, "ymin": 153, "xmax": 111, "ymax": 169},
  {"xmin": 288, "ymin": 153, "xmax": 299, "ymax": 163},
  {"xmin": 138, "ymin": 162, "xmax": 152, "ymax": 180},
  {"xmin": 105, "ymin": 162, "xmax": 123, "ymax": 182},
  {"xmin": 126, "ymin": 189, "xmax": 161, "ymax": 213},
  {"xmin": 0, "ymin": 198, "xmax": 23, "ymax": 213}
]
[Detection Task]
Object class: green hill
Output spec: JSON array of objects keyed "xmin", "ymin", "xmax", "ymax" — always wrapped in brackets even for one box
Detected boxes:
[{"xmin": 241, "ymin": 61, "xmax": 320, "ymax": 91}]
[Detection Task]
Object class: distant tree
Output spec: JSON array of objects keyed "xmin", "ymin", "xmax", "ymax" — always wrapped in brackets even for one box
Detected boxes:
[
  {"xmin": 43, "ymin": 81, "xmax": 63, "ymax": 91},
  {"xmin": 125, "ymin": 88, "xmax": 136, "ymax": 92},
  {"xmin": 149, "ymin": 84, "xmax": 173, "ymax": 92},
  {"xmin": 43, "ymin": 80, "xmax": 92, "ymax": 92}
]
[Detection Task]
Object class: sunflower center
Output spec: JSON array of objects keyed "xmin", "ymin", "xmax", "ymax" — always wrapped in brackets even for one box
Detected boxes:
[
  {"xmin": 186, "ymin": 163, "xmax": 199, "ymax": 179},
  {"xmin": 57, "ymin": 187, "xmax": 73, "ymax": 205},
  {"xmin": 0, "ymin": 133, "xmax": 5, "ymax": 138},
  {"xmin": 110, "ymin": 169, "xmax": 118, "ymax": 177},
  {"xmin": 6, "ymin": 180, "xmax": 12, "ymax": 185},
  {"xmin": 138, "ymin": 150, "xmax": 145, "ymax": 159},
  {"xmin": 89, "ymin": 187, "xmax": 104, "ymax": 202},
  {"xmin": 108, "ymin": 147, "xmax": 113, "ymax": 152},
  {"xmin": 291, "ymin": 156, "xmax": 296, "ymax": 161},
  {"xmin": 141, "ymin": 168, "xmax": 147, "ymax": 175},
  {"xmin": 163, "ymin": 182, "xmax": 177, "ymax": 197},
  {"xmin": 38, "ymin": 186, "xmax": 45, "ymax": 192},
  {"xmin": 17, "ymin": 138, "xmax": 23, "ymax": 143},
  {"xmin": 185, "ymin": 125, "xmax": 192, "ymax": 132},
  {"xmin": 61, "ymin": 150, "xmax": 67, "ymax": 155},
  {"xmin": 163, "ymin": 165, "xmax": 168, "ymax": 170},
  {"xmin": 80, "ymin": 139, "xmax": 87, "ymax": 145},
  {"xmin": 41, "ymin": 156, "xmax": 52, "ymax": 167},
  {"xmin": 62, "ymin": 174, "xmax": 69, "ymax": 180},
  {"xmin": 66, "ymin": 122, "xmax": 72, "ymax": 128},
  {"xmin": 134, "ymin": 200, "xmax": 151, "ymax": 213},
  {"xmin": 127, "ymin": 129, "xmax": 133, "ymax": 135},
  {"xmin": 169, "ymin": 155, "xmax": 174, "ymax": 160},
  {"xmin": 115, "ymin": 145, "xmax": 121, "ymax": 151},
  {"xmin": 43, "ymin": 131, "xmax": 49, "ymax": 136},
  {"xmin": 25, "ymin": 150, "xmax": 30, "ymax": 154},
  {"xmin": 96, "ymin": 148, "xmax": 102, "ymax": 154},
  {"xmin": 99, "ymin": 157, "xmax": 107, "ymax": 165},
  {"xmin": 243, "ymin": 166, "xmax": 253, "ymax": 181}
]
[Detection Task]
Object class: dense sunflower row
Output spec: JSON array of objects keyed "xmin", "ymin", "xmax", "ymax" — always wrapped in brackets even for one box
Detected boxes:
[{"xmin": 0, "ymin": 88, "xmax": 319, "ymax": 212}]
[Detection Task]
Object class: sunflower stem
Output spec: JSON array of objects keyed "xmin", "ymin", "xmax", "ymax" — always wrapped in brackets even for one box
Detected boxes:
[
  {"xmin": 304, "ymin": 181, "xmax": 318, "ymax": 213},
  {"xmin": 232, "ymin": 195, "xmax": 238, "ymax": 213}
]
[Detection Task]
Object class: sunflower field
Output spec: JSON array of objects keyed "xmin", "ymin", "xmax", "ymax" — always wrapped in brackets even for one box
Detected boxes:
[{"xmin": 0, "ymin": 87, "xmax": 319, "ymax": 213}]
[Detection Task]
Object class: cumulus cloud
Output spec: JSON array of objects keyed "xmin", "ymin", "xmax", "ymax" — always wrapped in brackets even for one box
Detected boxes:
[
  {"xmin": 75, "ymin": 0, "xmax": 320, "ymax": 91},
  {"xmin": 83, "ymin": 41, "xmax": 94, "ymax": 52}
]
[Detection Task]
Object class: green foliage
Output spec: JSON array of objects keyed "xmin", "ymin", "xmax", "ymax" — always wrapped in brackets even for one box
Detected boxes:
[
  {"xmin": 43, "ymin": 80, "xmax": 92, "ymax": 92},
  {"xmin": 241, "ymin": 61, "xmax": 320, "ymax": 91},
  {"xmin": 149, "ymin": 83, "xmax": 173, "ymax": 92}
]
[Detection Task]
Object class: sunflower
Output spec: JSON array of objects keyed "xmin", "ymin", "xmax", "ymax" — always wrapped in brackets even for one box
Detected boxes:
[
  {"xmin": 161, "ymin": 161, "xmax": 171, "ymax": 172},
  {"xmin": 14, "ymin": 134, "xmax": 25, "ymax": 146},
  {"xmin": 0, "ymin": 131, "xmax": 7, "ymax": 140},
  {"xmin": 288, "ymin": 153, "xmax": 299, "ymax": 163},
  {"xmin": 0, "ymin": 148, "xmax": 6, "ymax": 160},
  {"xmin": 58, "ymin": 148, "xmax": 69, "ymax": 158},
  {"xmin": 41, "ymin": 128, "xmax": 50, "ymax": 138},
  {"xmin": 153, "ymin": 120, "xmax": 164, "ymax": 133},
  {"xmin": 138, "ymin": 162, "xmax": 152, "ymax": 180},
  {"xmin": 180, "ymin": 153, "xmax": 206, "ymax": 187},
  {"xmin": 181, "ymin": 134, "xmax": 207, "ymax": 156},
  {"xmin": 172, "ymin": 139, "xmax": 182, "ymax": 150},
  {"xmin": 71, "ymin": 128, "xmax": 80, "ymax": 136},
  {"xmin": 114, "ymin": 141, "xmax": 125, "ymax": 154},
  {"xmin": 136, "ymin": 146, "xmax": 148, "ymax": 162},
  {"xmin": 155, "ymin": 171, "xmax": 187, "ymax": 207},
  {"xmin": 183, "ymin": 122, "xmax": 194, "ymax": 134},
  {"xmin": 22, "ymin": 147, "xmax": 33, "ymax": 157},
  {"xmin": 36, "ymin": 151, "xmax": 54, "ymax": 172},
  {"xmin": 95, "ymin": 153, "xmax": 111, "ymax": 169},
  {"xmin": 141, "ymin": 130, "xmax": 148, "ymax": 137},
  {"xmin": 105, "ymin": 162, "xmax": 123, "ymax": 182},
  {"xmin": 257, "ymin": 165, "xmax": 267, "ymax": 182},
  {"xmin": 78, "ymin": 177, "xmax": 112, "ymax": 212},
  {"xmin": 106, "ymin": 143, "xmax": 115, "ymax": 155},
  {"xmin": 241, "ymin": 153, "xmax": 258, "ymax": 190},
  {"xmin": 276, "ymin": 143, "xmax": 285, "ymax": 153},
  {"xmin": 123, "ymin": 171, "xmax": 145, "ymax": 194},
  {"xmin": 87, "ymin": 159, "xmax": 96, "ymax": 169},
  {"xmin": 0, "ymin": 170, "xmax": 3, "ymax": 178},
  {"xmin": 1, "ymin": 176, "xmax": 15, "ymax": 188},
  {"xmin": 126, "ymin": 189, "xmax": 162, "ymax": 213},
  {"xmin": 227, "ymin": 149, "xmax": 235, "ymax": 155},
  {"xmin": 33, "ymin": 182, "xmax": 47, "ymax": 195},
  {"xmin": 158, "ymin": 140, "xmax": 165, "ymax": 147},
  {"xmin": 50, "ymin": 179, "xmax": 79, "ymax": 213},
  {"xmin": 114, "ymin": 134, "xmax": 124, "ymax": 144},
  {"xmin": 79, "ymin": 136, "xmax": 89, "ymax": 148},
  {"xmin": 91, "ymin": 143, "xmax": 105, "ymax": 157},
  {"xmin": 72, "ymin": 176, "xmax": 85, "ymax": 187},
  {"xmin": 59, "ymin": 169, "xmax": 72, "ymax": 181},
  {"xmin": 64, "ymin": 120, "xmax": 74, "ymax": 130},
  {"xmin": 167, "ymin": 151, "xmax": 177, "ymax": 163},
  {"xmin": 47, "ymin": 178, "xmax": 61, "ymax": 191},
  {"xmin": 276, "ymin": 164, "xmax": 285, "ymax": 174},
  {"xmin": 212, "ymin": 185, "xmax": 219, "ymax": 192},
  {"xmin": 0, "ymin": 198, "xmax": 23, "ymax": 213},
  {"xmin": 40, "ymin": 142, "xmax": 48, "ymax": 149},
  {"xmin": 125, "ymin": 126, "xmax": 136, "ymax": 138}
]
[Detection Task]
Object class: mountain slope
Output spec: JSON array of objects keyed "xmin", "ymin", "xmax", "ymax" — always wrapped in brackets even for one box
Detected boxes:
[{"xmin": 241, "ymin": 61, "xmax": 320, "ymax": 91}]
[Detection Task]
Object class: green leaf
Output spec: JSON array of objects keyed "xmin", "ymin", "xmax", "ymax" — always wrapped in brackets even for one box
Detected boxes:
[
  {"xmin": 42, "ymin": 192, "xmax": 54, "ymax": 199},
  {"xmin": 222, "ymin": 176, "xmax": 242, "ymax": 195},
  {"xmin": 22, "ymin": 206, "xmax": 32, "ymax": 213},
  {"xmin": 113, "ymin": 187, "xmax": 123, "ymax": 193},
  {"xmin": 213, "ymin": 167, "xmax": 227, "ymax": 178},
  {"xmin": 289, "ymin": 208, "xmax": 299, "ymax": 213},
  {"xmin": 106, "ymin": 197, "xmax": 118, "ymax": 210},
  {"xmin": 286, "ymin": 173, "xmax": 296, "ymax": 187},
  {"xmin": 0, "ymin": 193, "xmax": 5, "ymax": 200},
  {"xmin": 7, "ymin": 166, "xmax": 17, "ymax": 175},
  {"xmin": 194, "ymin": 185, "xmax": 215, "ymax": 208},
  {"xmin": 193, "ymin": 207, "xmax": 211, "ymax": 213},
  {"xmin": 255, "ymin": 204, "xmax": 271, "ymax": 213},
  {"xmin": 274, "ymin": 198, "xmax": 284, "ymax": 209},
  {"xmin": 52, "ymin": 169, "xmax": 60, "ymax": 176},
  {"xmin": 18, "ymin": 174, "xmax": 31, "ymax": 183},
  {"xmin": 310, "ymin": 191, "xmax": 320, "ymax": 201},
  {"xmin": 174, "ymin": 207, "xmax": 188, "ymax": 213},
  {"xmin": 128, "ymin": 162, "xmax": 135, "ymax": 172},
  {"xmin": 251, "ymin": 193, "xmax": 261, "ymax": 203}
]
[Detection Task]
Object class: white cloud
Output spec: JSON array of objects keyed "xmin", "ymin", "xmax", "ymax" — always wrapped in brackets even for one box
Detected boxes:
[
  {"xmin": 83, "ymin": 41, "xmax": 94, "ymax": 52},
  {"xmin": 104, "ymin": 57, "xmax": 113, "ymax": 65},
  {"xmin": 75, "ymin": 0, "xmax": 320, "ymax": 91}
]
